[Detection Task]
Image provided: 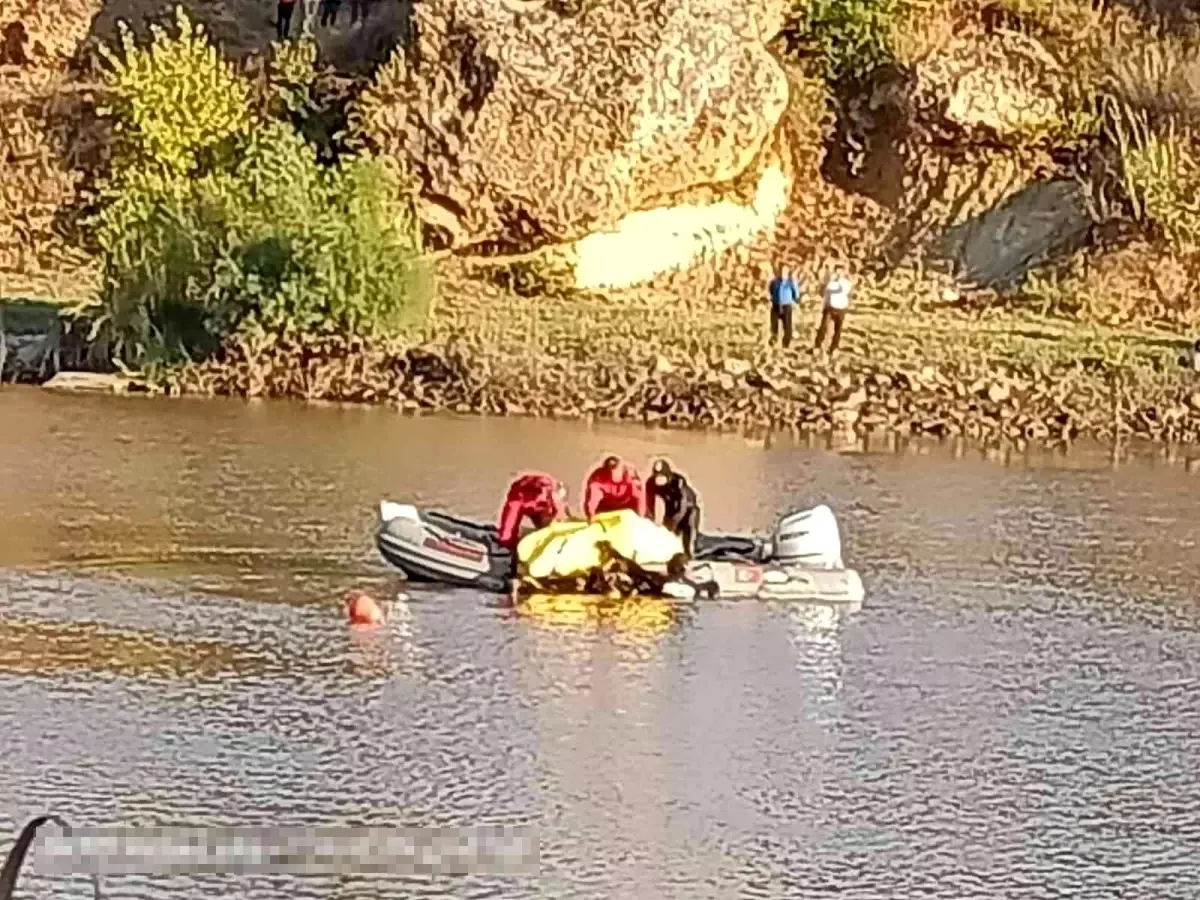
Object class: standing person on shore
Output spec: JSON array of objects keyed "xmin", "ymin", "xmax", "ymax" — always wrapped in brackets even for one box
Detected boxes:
[
  {"xmin": 768, "ymin": 263, "xmax": 800, "ymax": 349},
  {"xmin": 349, "ymin": 0, "xmax": 373, "ymax": 25},
  {"xmin": 814, "ymin": 263, "xmax": 852, "ymax": 355},
  {"xmin": 319, "ymin": 0, "xmax": 341, "ymax": 27},
  {"xmin": 583, "ymin": 456, "xmax": 647, "ymax": 519},
  {"xmin": 275, "ymin": 0, "xmax": 297, "ymax": 39}
]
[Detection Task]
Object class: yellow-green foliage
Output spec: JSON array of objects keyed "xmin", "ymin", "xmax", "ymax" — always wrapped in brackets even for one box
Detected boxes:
[
  {"xmin": 785, "ymin": 0, "xmax": 907, "ymax": 83},
  {"xmin": 344, "ymin": 49, "xmax": 410, "ymax": 155},
  {"xmin": 89, "ymin": 5, "xmax": 427, "ymax": 367},
  {"xmin": 1100, "ymin": 34, "xmax": 1200, "ymax": 258},
  {"xmin": 96, "ymin": 7, "xmax": 253, "ymax": 176},
  {"xmin": 268, "ymin": 34, "xmax": 320, "ymax": 118},
  {"xmin": 1114, "ymin": 113, "xmax": 1200, "ymax": 256}
]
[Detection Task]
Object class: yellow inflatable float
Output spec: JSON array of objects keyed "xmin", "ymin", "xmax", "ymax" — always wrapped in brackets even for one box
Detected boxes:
[{"xmin": 515, "ymin": 509, "xmax": 685, "ymax": 582}]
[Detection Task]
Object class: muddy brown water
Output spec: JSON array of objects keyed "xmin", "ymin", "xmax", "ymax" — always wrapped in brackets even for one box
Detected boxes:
[{"xmin": 2, "ymin": 386, "xmax": 1200, "ymax": 899}]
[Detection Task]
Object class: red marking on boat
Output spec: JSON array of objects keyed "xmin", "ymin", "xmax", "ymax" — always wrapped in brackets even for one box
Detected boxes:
[
  {"xmin": 423, "ymin": 535, "xmax": 486, "ymax": 562},
  {"xmin": 734, "ymin": 565, "xmax": 764, "ymax": 584}
]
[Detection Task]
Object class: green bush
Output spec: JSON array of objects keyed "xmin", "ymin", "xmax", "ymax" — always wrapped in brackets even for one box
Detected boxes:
[
  {"xmin": 90, "ymin": 7, "xmax": 427, "ymax": 368},
  {"xmin": 96, "ymin": 7, "xmax": 253, "ymax": 176},
  {"xmin": 785, "ymin": 0, "xmax": 904, "ymax": 84},
  {"xmin": 1102, "ymin": 96, "xmax": 1200, "ymax": 258}
]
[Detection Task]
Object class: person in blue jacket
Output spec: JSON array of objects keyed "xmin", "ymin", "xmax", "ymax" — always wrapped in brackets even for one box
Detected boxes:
[{"xmin": 768, "ymin": 263, "xmax": 801, "ymax": 348}]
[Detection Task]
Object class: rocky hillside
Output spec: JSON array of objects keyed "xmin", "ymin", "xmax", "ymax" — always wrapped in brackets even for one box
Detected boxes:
[{"xmin": 2, "ymin": 0, "xmax": 1200, "ymax": 327}]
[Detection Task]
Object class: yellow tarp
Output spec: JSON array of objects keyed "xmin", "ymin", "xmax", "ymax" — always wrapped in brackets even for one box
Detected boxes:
[{"xmin": 516, "ymin": 509, "xmax": 684, "ymax": 581}]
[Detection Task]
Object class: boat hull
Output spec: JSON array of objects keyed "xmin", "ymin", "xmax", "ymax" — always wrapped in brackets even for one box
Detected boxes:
[{"xmin": 374, "ymin": 501, "xmax": 864, "ymax": 604}]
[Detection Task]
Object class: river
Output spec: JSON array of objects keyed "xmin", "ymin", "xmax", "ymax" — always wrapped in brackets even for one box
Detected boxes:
[{"xmin": 2, "ymin": 386, "xmax": 1200, "ymax": 900}]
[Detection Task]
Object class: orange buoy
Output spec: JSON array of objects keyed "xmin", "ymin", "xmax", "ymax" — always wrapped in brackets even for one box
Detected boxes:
[{"xmin": 345, "ymin": 589, "xmax": 385, "ymax": 626}]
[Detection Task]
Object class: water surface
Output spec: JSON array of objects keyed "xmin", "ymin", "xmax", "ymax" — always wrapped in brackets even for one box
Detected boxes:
[{"xmin": 2, "ymin": 387, "xmax": 1200, "ymax": 899}]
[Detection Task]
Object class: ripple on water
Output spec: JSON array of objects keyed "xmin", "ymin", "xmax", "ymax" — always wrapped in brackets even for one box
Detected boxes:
[{"xmin": 4, "ymin": 395, "xmax": 1200, "ymax": 898}]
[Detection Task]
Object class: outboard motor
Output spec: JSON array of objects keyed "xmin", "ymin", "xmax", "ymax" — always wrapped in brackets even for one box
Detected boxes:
[{"xmin": 768, "ymin": 505, "xmax": 844, "ymax": 569}]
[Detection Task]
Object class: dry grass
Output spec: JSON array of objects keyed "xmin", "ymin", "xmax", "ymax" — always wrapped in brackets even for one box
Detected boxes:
[
  {"xmin": 1103, "ymin": 29, "xmax": 1200, "ymax": 123},
  {"xmin": 427, "ymin": 259, "xmax": 1190, "ymax": 393}
]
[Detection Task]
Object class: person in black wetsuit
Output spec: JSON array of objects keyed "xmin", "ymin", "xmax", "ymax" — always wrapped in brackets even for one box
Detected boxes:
[{"xmin": 647, "ymin": 459, "xmax": 701, "ymax": 558}]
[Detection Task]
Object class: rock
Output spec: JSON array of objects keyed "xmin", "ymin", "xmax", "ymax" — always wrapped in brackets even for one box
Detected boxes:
[
  {"xmin": 11, "ymin": 335, "xmax": 47, "ymax": 369},
  {"xmin": 1189, "ymin": 391, "xmax": 1200, "ymax": 411},
  {"xmin": 838, "ymin": 387, "xmax": 868, "ymax": 410},
  {"xmin": 915, "ymin": 29, "xmax": 1063, "ymax": 139},
  {"xmin": 717, "ymin": 372, "xmax": 736, "ymax": 391},
  {"xmin": 831, "ymin": 406, "xmax": 860, "ymax": 428},
  {"xmin": 360, "ymin": 0, "xmax": 790, "ymax": 249},
  {"xmin": 722, "ymin": 357, "xmax": 753, "ymax": 378},
  {"xmin": 928, "ymin": 179, "xmax": 1094, "ymax": 289},
  {"xmin": 987, "ymin": 382, "xmax": 1011, "ymax": 404},
  {"xmin": 746, "ymin": 370, "xmax": 784, "ymax": 391},
  {"xmin": 653, "ymin": 355, "xmax": 676, "ymax": 375},
  {"xmin": 41, "ymin": 371, "xmax": 134, "ymax": 393}
]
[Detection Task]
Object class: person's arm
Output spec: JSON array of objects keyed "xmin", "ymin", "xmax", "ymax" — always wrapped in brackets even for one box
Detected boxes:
[
  {"xmin": 645, "ymin": 480, "xmax": 659, "ymax": 523},
  {"xmin": 632, "ymin": 477, "xmax": 647, "ymax": 518},
  {"xmin": 583, "ymin": 473, "xmax": 602, "ymax": 519},
  {"xmin": 497, "ymin": 500, "xmax": 522, "ymax": 549}
]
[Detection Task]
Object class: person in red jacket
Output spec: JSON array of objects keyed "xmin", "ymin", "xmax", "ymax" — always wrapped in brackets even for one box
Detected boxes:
[
  {"xmin": 497, "ymin": 473, "xmax": 567, "ymax": 550},
  {"xmin": 582, "ymin": 456, "xmax": 646, "ymax": 519}
]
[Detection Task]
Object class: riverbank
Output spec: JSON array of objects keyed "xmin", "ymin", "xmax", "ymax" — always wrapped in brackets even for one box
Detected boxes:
[{"xmin": 10, "ymin": 271, "xmax": 1198, "ymax": 449}]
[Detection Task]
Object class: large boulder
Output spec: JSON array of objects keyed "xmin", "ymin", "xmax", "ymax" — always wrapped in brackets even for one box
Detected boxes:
[
  {"xmin": 928, "ymin": 178, "xmax": 1095, "ymax": 289},
  {"xmin": 358, "ymin": 0, "xmax": 791, "ymax": 251},
  {"xmin": 912, "ymin": 28, "xmax": 1064, "ymax": 140}
]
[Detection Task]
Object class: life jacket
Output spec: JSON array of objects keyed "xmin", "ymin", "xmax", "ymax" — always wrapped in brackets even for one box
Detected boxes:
[{"xmin": 583, "ymin": 467, "xmax": 645, "ymax": 518}]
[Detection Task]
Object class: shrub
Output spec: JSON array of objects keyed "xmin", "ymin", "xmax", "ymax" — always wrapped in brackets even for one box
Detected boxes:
[
  {"xmin": 96, "ymin": 6, "xmax": 253, "ymax": 176},
  {"xmin": 785, "ymin": 0, "xmax": 905, "ymax": 84},
  {"xmin": 1112, "ymin": 113, "xmax": 1200, "ymax": 256},
  {"xmin": 267, "ymin": 35, "xmax": 320, "ymax": 120},
  {"xmin": 90, "ymin": 6, "xmax": 427, "ymax": 368},
  {"xmin": 1099, "ymin": 37, "xmax": 1200, "ymax": 258}
]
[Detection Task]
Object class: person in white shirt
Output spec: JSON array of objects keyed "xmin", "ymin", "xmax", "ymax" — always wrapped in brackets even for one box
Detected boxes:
[{"xmin": 815, "ymin": 265, "xmax": 852, "ymax": 354}]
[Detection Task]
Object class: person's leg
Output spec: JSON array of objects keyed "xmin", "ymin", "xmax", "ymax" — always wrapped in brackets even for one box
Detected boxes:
[
  {"xmin": 781, "ymin": 305, "xmax": 793, "ymax": 349},
  {"xmin": 277, "ymin": 2, "xmax": 292, "ymax": 38},
  {"xmin": 679, "ymin": 508, "xmax": 699, "ymax": 558},
  {"xmin": 829, "ymin": 309, "xmax": 845, "ymax": 353},
  {"xmin": 769, "ymin": 303, "xmax": 780, "ymax": 343},
  {"xmin": 398, "ymin": 0, "xmax": 413, "ymax": 45},
  {"xmin": 814, "ymin": 306, "xmax": 830, "ymax": 350}
]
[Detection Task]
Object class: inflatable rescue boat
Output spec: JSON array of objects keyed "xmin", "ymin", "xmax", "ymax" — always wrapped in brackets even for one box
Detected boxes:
[{"xmin": 374, "ymin": 501, "xmax": 865, "ymax": 604}]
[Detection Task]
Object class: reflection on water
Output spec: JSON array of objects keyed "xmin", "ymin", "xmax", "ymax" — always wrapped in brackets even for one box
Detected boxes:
[
  {"xmin": 515, "ymin": 593, "xmax": 684, "ymax": 639},
  {"xmin": 0, "ymin": 618, "xmax": 255, "ymax": 679},
  {"xmin": 2, "ymin": 387, "xmax": 1200, "ymax": 899}
]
